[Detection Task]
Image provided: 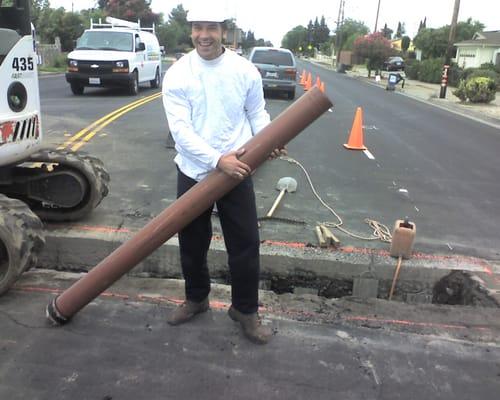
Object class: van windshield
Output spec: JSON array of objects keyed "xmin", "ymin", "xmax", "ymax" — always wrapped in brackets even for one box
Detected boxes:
[{"xmin": 76, "ymin": 31, "xmax": 133, "ymax": 52}]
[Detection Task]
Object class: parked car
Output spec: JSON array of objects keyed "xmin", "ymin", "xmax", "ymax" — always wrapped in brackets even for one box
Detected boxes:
[
  {"xmin": 383, "ymin": 56, "xmax": 405, "ymax": 71},
  {"xmin": 248, "ymin": 47, "xmax": 297, "ymax": 100}
]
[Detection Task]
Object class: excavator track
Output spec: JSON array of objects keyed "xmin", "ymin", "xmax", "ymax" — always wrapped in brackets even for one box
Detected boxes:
[
  {"xmin": 24, "ymin": 148, "xmax": 110, "ymax": 221},
  {"xmin": 0, "ymin": 194, "xmax": 44, "ymax": 295}
]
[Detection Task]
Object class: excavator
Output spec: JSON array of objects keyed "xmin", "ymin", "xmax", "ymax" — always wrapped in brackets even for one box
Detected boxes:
[{"xmin": 0, "ymin": 0, "xmax": 109, "ymax": 295}]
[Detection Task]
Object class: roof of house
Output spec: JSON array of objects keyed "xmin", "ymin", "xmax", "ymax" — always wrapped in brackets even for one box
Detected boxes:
[{"xmin": 455, "ymin": 30, "xmax": 500, "ymax": 46}]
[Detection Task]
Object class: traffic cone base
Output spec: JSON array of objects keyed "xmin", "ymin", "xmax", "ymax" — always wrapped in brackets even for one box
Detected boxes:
[
  {"xmin": 344, "ymin": 107, "xmax": 367, "ymax": 150},
  {"xmin": 343, "ymin": 142, "xmax": 367, "ymax": 150}
]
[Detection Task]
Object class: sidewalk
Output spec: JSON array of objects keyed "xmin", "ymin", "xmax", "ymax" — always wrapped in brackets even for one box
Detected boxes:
[{"xmin": 310, "ymin": 59, "xmax": 500, "ymax": 128}]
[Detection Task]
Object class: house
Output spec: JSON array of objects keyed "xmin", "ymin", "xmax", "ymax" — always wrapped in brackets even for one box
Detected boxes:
[
  {"xmin": 454, "ymin": 30, "xmax": 500, "ymax": 69},
  {"xmin": 390, "ymin": 38, "xmax": 415, "ymax": 53}
]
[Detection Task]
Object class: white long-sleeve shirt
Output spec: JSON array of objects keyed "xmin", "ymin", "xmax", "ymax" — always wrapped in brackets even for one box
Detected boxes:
[{"xmin": 162, "ymin": 48, "xmax": 271, "ymax": 181}]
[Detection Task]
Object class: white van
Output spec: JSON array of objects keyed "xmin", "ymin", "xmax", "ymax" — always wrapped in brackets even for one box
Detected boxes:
[{"xmin": 66, "ymin": 17, "xmax": 161, "ymax": 95}]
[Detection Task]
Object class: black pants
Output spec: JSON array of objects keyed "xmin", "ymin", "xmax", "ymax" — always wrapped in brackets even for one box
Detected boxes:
[{"xmin": 177, "ymin": 168, "xmax": 260, "ymax": 314}]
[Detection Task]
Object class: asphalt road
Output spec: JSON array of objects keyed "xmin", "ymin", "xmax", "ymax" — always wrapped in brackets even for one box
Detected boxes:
[
  {"xmin": 1, "ymin": 270, "xmax": 499, "ymax": 400},
  {"xmin": 38, "ymin": 61, "xmax": 500, "ymax": 260}
]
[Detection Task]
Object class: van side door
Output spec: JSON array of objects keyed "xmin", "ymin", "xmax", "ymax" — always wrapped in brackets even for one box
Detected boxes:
[{"xmin": 134, "ymin": 34, "xmax": 148, "ymax": 81}]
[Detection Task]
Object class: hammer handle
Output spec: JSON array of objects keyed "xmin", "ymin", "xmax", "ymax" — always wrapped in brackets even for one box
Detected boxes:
[{"xmin": 266, "ymin": 189, "xmax": 286, "ymax": 217}]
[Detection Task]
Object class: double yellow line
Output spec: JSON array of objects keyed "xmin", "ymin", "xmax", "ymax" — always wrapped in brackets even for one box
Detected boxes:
[{"xmin": 58, "ymin": 92, "xmax": 162, "ymax": 152}]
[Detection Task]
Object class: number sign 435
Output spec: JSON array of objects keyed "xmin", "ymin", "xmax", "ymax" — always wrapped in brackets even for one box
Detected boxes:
[{"xmin": 12, "ymin": 57, "xmax": 34, "ymax": 72}]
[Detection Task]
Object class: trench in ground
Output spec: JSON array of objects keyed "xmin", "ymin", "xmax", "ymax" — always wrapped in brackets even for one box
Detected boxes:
[{"xmin": 131, "ymin": 266, "xmax": 499, "ymax": 308}]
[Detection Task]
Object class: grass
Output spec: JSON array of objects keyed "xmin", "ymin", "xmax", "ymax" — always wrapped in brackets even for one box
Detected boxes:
[{"xmin": 38, "ymin": 66, "xmax": 66, "ymax": 73}]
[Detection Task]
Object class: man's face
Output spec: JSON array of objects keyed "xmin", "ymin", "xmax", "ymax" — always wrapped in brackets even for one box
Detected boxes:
[{"xmin": 191, "ymin": 22, "xmax": 225, "ymax": 60}]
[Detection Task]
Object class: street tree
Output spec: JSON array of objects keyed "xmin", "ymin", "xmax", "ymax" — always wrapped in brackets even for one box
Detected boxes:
[
  {"xmin": 317, "ymin": 16, "xmax": 331, "ymax": 47},
  {"xmin": 413, "ymin": 18, "xmax": 484, "ymax": 59},
  {"xmin": 353, "ymin": 32, "xmax": 392, "ymax": 77},
  {"xmin": 381, "ymin": 23, "xmax": 393, "ymax": 39},
  {"xmin": 105, "ymin": 0, "xmax": 160, "ymax": 26},
  {"xmin": 36, "ymin": 7, "xmax": 84, "ymax": 51},
  {"xmin": 417, "ymin": 17, "xmax": 427, "ymax": 33},
  {"xmin": 156, "ymin": 4, "xmax": 191, "ymax": 52},
  {"xmin": 395, "ymin": 21, "xmax": 405, "ymax": 38},
  {"xmin": 30, "ymin": 0, "xmax": 50, "ymax": 26},
  {"xmin": 306, "ymin": 19, "xmax": 314, "ymax": 47},
  {"xmin": 312, "ymin": 17, "xmax": 320, "ymax": 47},
  {"xmin": 281, "ymin": 25, "xmax": 308, "ymax": 53},
  {"xmin": 401, "ymin": 35, "xmax": 411, "ymax": 54},
  {"xmin": 333, "ymin": 18, "xmax": 369, "ymax": 64},
  {"xmin": 79, "ymin": 7, "xmax": 107, "ymax": 28},
  {"xmin": 242, "ymin": 31, "xmax": 256, "ymax": 50}
]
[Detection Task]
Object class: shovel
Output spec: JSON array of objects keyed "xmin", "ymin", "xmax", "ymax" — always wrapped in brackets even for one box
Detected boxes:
[{"xmin": 266, "ymin": 177, "xmax": 297, "ymax": 218}]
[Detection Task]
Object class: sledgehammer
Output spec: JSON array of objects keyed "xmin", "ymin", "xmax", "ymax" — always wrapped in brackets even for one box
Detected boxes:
[{"xmin": 46, "ymin": 87, "xmax": 333, "ymax": 325}]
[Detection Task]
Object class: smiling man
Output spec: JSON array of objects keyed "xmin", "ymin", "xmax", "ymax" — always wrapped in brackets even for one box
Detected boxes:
[{"xmin": 162, "ymin": 6, "xmax": 284, "ymax": 345}]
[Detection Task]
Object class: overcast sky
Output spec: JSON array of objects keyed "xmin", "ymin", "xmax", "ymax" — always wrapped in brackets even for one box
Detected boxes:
[{"xmin": 51, "ymin": 0, "xmax": 499, "ymax": 47}]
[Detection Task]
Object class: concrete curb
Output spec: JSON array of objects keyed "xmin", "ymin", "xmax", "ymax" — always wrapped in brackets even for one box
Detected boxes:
[{"xmin": 39, "ymin": 226, "xmax": 500, "ymax": 305}]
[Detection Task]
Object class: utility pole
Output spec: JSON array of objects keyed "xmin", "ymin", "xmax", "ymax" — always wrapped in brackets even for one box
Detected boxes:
[
  {"xmin": 440, "ymin": 0, "xmax": 460, "ymax": 98},
  {"xmin": 445, "ymin": 0, "xmax": 460, "ymax": 65},
  {"xmin": 334, "ymin": 0, "xmax": 345, "ymax": 67},
  {"xmin": 374, "ymin": 0, "xmax": 381, "ymax": 33}
]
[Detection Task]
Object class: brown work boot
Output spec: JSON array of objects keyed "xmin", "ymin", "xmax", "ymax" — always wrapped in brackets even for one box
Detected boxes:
[
  {"xmin": 228, "ymin": 306, "xmax": 272, "ymax": 345},
  {"xmin": 167, "ymin": 298, "xmax": 210, "ymax": 326}
]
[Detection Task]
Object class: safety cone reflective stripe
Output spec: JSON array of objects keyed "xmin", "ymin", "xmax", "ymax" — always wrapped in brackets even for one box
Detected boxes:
[
  {"xmin": 304, "ymin": 72, "xmax": 313, "ymax": 91},
  {"xmin": 344, "ymin": 107, "xmax": 367, "ymax": 150},
  {"xmin": 300, "ymin": 70, "xmax": 307, "ymax": 86}
]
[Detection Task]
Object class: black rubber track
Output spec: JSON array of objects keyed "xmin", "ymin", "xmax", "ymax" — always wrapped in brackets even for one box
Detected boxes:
[
  {"xmin": 26, "ymin": 148, "xmax": 110, "ymax": 221},
  {"xmin": 0, "ymin": 194, "xmax": 44, "ymax": 295}
]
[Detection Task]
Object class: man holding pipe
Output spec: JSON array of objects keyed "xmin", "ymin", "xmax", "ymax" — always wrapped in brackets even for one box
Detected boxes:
[{"xmin": 162, "ymin": 6, "xmax": 284, "ymax": 344}]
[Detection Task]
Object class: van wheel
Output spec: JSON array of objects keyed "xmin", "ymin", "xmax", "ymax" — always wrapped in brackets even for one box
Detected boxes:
[
  {"xmin": 70, "ymin": 83, "xmax": 84, "ymax": 95},
  {"xmin": 287, "ymin": 89, "xmax": 295, "ymax": 100},
  {"xmin": 150, "ymin": 68, "xmax": 160, "ymax": 88},
  {"xmin": 129, "ymin": 71, "xmax": 139, "ymax": 95}
]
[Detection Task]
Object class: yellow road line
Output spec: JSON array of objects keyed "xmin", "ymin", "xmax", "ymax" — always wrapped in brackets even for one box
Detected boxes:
[
  {"xmin": 71, "ymin": 93, "xmax": 162, "ymax": 151},
  {"xmin": 57, "ymin": 92, "xmax": 161, "ymax": 150}
]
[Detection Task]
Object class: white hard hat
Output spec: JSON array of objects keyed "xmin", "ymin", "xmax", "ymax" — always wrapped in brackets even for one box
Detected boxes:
[{"xmin": 186, "ymin": 7, "xmax": 229, "ymax": 23}]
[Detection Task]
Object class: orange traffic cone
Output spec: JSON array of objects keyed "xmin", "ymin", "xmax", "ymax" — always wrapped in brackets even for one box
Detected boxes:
[
  {"xmin": 300, "ymin": 70, "xmax": 307, "ymax": 85},
  {"xmin": 315, "ymin": 76, "xmax": 321, "ymax": 87},
  {"xmin": 344, "ymin": 107, "xmax": 367, "ymax": 150},
  {"xmin": 304, "ymin": 72, "xmax": 312, "ymax": 91},
  {"xmin": 320, "ymin": 81, "xmax": 325, "ymax": 93}
]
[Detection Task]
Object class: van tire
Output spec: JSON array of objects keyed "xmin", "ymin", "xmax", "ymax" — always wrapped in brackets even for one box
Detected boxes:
[
  {"xmin": 129, "ymin": 71, "xmax": 139, "ymax": 95},
  {"xmin": 287, "ymin": 89, "xmax": 295, "ymax": 100},
  {"xmin": 150, "ymin": 68, "xmax": 160, "ymax": 88},
  {"xmin": 70, "ymin": 83, "xmax": 84, "ymax": 95}
]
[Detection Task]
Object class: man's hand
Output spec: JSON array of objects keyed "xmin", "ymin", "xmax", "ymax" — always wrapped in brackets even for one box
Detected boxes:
[
  {"xmin": 217, "ymin": 148, "xmax": 251, "ymax": 180},
  {"xmin": 268, "ymin": 146, "xmax": 288, "ymax": 160}
]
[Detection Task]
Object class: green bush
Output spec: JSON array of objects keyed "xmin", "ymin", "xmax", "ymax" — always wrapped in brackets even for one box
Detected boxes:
[
  {"xmin": 405, "ymin": 59, "xmax": 420, "ymax": 80},
  {"xmin": 417, "ymin": 58, "xmax": 444, "ymax": 83},
  {"xmin": 469, "ymin": 69, "xmax": 500, "ymax": 88},
  {"xmin": 447, "ymin": 63, "xmax": 464, "ymax": 87},
  {"xmin": 463, "ymin": 77, "xmax": 496, "ymax": 103},
  {"xmin": 480, "ymin": 62, "xmax": 500, "ymax": 74},
  {"xmin": 452, "ymin": 80, "xmax": 467, "ymax": 101},
  {"xmin": 52, "ymin": 53, "xmax": 68, "ymax": 68}
]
